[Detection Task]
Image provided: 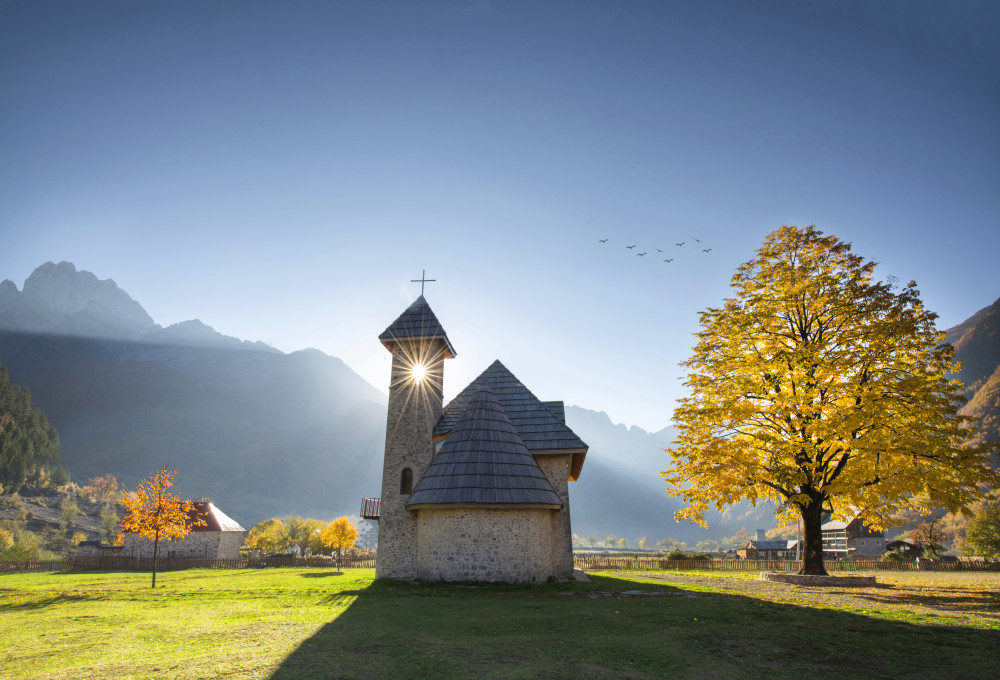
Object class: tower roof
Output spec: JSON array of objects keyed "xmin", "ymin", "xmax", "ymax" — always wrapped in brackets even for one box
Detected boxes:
[
  {"xmin": 435, "ymin": 360, "xmax": 588, "ymax": 479},
  {"xmin": 406, "ymin": 386, "xmax": 562, "ymax": 508},
  {"xmin": 379, "ymin": 295, "xmax": 456, "ymax": 358}
]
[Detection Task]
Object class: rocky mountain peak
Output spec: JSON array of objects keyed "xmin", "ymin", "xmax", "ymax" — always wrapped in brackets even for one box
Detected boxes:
[{"xmin": 0, "ymin": 261, "xmax": 155, "ymax": 341}]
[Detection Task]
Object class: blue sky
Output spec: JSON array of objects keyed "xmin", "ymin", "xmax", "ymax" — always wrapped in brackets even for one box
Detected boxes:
[{"xmin": 1, "ymin": 0, "xmax": 998, "ymax": 432}]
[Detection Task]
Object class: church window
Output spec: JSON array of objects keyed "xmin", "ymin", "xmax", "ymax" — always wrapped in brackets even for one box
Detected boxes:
[{"xmin": 400, "ymin": 468, "xmax": 413, "ymax": 495}]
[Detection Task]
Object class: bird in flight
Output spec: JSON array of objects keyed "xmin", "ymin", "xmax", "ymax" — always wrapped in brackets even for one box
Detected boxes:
[
  {"xmin": 654, "ymin": 247, "xmax": 663, "ymax": 252},
  {"xmin": 637, "ymin": 252, "xmax": 647, "ymax": 257},
  {"xmin": 626, "ymin": 244, "xmax": 636, "ymax": 249},
  {"xmin": 599, "ymin": 239, "xmax": 608, "ymax": 243},
  {"xmin": 702, "ymin": 248, "xmax": 712, "ymax": 253},
  {"xmin": 692, "ymin": 237, "xmax": 702, "ymax": 242},
  {"xmin": 663, "ymin": 258, "xmax": 674, "ymax": 263},
  {"xmin": 675, "ymin": 242, "xmax": 685, "ymax": 247}
]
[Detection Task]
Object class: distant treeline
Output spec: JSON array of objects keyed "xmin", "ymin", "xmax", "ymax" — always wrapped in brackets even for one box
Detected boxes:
[{"xmin": 0, "ymin": 366, "xmax": 65, "ymax": 493}]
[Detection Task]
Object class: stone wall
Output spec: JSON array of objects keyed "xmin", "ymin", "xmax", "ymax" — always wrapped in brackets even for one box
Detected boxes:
[
  {"xmin": 376, "ymin": 340, "xmax": 446, "ymax": 579},
  {"xmin": 414, "ymin": 507, "xmax": 558, "ymax": 583},
  {"xmin": 123, "ymin": 530, "xmax": 244, "ymax": 559},
  {"xmin": 536, "ymin": 455, "xmax": 575, "ymax": 579}
]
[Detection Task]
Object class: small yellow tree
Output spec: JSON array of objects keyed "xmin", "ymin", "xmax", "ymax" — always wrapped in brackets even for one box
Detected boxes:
[
  {"xmin": 119, "ymin": 468, "xmax": 204, "ymax": 587},
  {"xmin": 320, "ymin": 516, "xmax": 358, "ymax": 567}
]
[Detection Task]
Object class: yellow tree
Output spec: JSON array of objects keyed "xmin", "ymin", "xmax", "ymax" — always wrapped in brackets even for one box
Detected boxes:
[
  {"xmin": 243, "ymin": 518, "xmax": 290, "ymax": 555},
  {"xmin": 663, "ymin": 226, "xmax": 998, "ymax": 575},
  {"xmin": 119, "ymin": 468, "xmax": 204, "ymax": 587},
  {"xmin": 320, "ymin": 516, "xmax": 358, "ymax": 567}
]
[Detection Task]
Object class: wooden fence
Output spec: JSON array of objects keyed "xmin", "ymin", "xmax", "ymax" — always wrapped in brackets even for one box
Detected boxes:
[
  {"xmin": 0, "ymin": 555, "xmax": 377, "ymax": 575},
  {"xmin": 572, "ymin": 555, "xmax": 1000, "ymax": 572}
]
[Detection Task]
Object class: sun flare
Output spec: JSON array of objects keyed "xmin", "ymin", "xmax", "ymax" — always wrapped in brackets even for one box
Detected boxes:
[{"xmin": 411, "ymin": 363, "xmax": 428, "ymax": 384}]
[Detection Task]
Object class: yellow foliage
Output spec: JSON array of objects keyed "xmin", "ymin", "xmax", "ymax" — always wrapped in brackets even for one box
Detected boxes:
[
  {"xmin": 320, "ymin": 517, "xmax": 358, "ymax": 559},
  {"xmin": 119, "ymin": 468, "xmax": 205, "ymax": 545},
  {"xmin": 662, "ymin": 226, "xmax": 999, "ymax": 571}
]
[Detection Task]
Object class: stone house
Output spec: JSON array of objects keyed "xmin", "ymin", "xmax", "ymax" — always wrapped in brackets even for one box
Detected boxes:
[
  {"xmin": 821, "ymin": 518, "xmax": 885, "ymax": 558},
  {"xmin": 363, "ymin": 295, "xmax": 588, "ymax": 583},
  {"xmin": 123, "ymin": 501, "xmax": 245, "ymax": 559},
  {"xmin": 737, "ymin": 530, "xmax": 797, "ymax": 560}
]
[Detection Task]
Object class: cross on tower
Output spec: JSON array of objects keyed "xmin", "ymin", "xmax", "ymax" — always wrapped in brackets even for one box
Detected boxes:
[{"xmin": 411, "ymin": 270, "xmax": 436, "ymax": 296}]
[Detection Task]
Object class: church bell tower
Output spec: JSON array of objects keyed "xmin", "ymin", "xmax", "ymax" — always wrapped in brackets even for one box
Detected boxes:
[{"xmin": 375, "ymin": 295, "xmax": 456, "ymax": 579}]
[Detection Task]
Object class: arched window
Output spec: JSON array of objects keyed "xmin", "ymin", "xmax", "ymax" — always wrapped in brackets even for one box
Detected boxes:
[{"xmin": 400, "ymin": 468, "xmax": 413, "ymax": 495}]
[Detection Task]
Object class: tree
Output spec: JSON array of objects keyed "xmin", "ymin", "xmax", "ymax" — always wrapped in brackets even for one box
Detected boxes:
[
  {"xmin": 0, "ymin": 367, "xmax": 64, "ymax": 494},
  {"xmin": 283, "ymin": 516, "xmax": 328, "ymax": 556},
  {"xmin": 119, "ymin": 468, "xmax": 204, "ymax": 587},
  {"xmin": 244, "ymin": 518, "xmax": 291, "ymax": 555},
  {"xmin": 320, "ymin": 517, "xmax": 358, "ymax": 567},
  {"xmin": 965, "ymin": 502, "xmax": 1000, "ymax": 557},
  {"xmin": 721, "ymin": 528, "xmax": 751, "ymax": 550},
  {"xmin": 655, "ymin": 537, "xmax": 687, "ymax": 552},
  {"xmin": 662, "ymin": 226, "xmax": 999, "ymax": 575}
]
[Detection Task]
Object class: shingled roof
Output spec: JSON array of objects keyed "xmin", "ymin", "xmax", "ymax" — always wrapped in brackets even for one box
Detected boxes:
[
  {"xmin": 434, "ymin": 360, "xmax": 588, "ymax": 479},
  {"xmin": 406, "ymin": 386, "xmax": 563, "ymax": 508},
  {"xmin": 379, "ymin": 295, "xmax": 456, "ymax": 358}
]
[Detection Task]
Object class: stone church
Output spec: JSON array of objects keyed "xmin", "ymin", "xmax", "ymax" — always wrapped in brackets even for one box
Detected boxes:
[{"xmin": 365, "ymin": 295, "xmax": 588, "ymax": 582}]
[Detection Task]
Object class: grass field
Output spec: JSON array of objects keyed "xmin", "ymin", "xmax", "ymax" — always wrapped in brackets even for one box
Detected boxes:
[{"xmin": 1, "ymin": 568, "xmax": 998, "ymax": 679}]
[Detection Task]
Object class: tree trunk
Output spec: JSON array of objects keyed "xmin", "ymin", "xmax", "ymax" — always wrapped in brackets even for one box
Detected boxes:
[
  {"xmin": 152, "ymin": 527, "xmax": 159, "ymax": 588},
  {"xmin": 798, "ymin": 499, "xmax": 828, "ymax": 576}
]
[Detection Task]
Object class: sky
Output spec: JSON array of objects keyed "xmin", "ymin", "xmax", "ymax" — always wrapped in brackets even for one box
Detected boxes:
[{"xmin": 1, "ymin": 0, "xmax": 998, "ymax": 432}]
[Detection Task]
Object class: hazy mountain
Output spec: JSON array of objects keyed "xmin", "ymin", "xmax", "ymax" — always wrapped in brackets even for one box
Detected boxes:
[
  {"xmin": 565, "ymin": 406, "xmax": 779, "ymax": 544},
  {"xmin": 0, "ymin": 261, "xmax": 278, "ymax": 352},
  {"xmin": 0, "ymin": 262, "xmax": 784, "ymax": 540},
  {"xmin": 0, "ymin": 263, "xmax": 386, "ymax": 527},
  {"xmin": 946, "ymin": 297, "xmax": 1000, "ymax": 445}
]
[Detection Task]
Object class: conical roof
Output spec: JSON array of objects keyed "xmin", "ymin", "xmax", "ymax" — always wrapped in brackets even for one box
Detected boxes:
[
  {"xmin": 406, "ymin": 386, "xmax": 562, "ymax": 508},
  {"xmin": 379, "ymin": 295, "xmax": 456, "ymax": 358},
  {"xmin": 436, "ymin": 358, "xmax": 587, "ymax": 449}
]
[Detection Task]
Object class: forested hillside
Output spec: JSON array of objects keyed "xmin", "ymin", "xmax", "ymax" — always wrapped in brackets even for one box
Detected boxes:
[
  {"xmin": 0, "ymin": 366, "xmax": 64, "ymax": 493},
  {"xmin": 946, "ymin": 296, "xmax": 1000, "ymax": 446}
]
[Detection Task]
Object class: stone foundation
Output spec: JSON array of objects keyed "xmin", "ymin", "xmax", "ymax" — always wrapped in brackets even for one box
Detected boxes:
[
  {"xmin": 760, "ymin": 571, "xmax": 877, "ymax": 587},
  {"xmin": 415, "ymin": 507, "xmax": 558, "ymax": 583}
]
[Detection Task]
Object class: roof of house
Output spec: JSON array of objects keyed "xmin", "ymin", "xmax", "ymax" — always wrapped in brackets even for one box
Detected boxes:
[
  {"xmin": 745, "ymin": 540, "xmax": 793, "ymax": 551},
  {"xmin": 378, "ymin": 295, "xmax": 456, "ymax": 358},
  {"xmin": 434, "ymin": 360, "xmax": 588, "ymax": 479},
  {"xmin": 407, "ymin": 385, "xmax": 563, "ymax": 508},
  {"xmin": 121, "ymin": 501, "xmax": 244, "ymax": 534},
  {"xmin": 186, "ymin": 502, "xmax": 245, "ymax": 532}
]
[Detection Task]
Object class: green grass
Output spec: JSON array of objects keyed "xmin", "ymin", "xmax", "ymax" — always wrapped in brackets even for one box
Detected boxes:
[{"xmin": 1, "ymin": 568, "xmax": 998, "ymax": 679}]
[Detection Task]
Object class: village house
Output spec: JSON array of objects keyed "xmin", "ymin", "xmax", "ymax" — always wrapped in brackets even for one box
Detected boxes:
[
  {"xmin": 821, "ymin": 517, "xmax": 885, "ymax": 559},
  {"xmin": 737, "ymin": 529, "xmax": 797, "ymax": 560},
  {"xmin": 122, "ymin": 501, "xmax": 245, "ymax": 559},
  {"xmin": 362, "ymin": 295, "xmax": 588, "ymax": 583}
]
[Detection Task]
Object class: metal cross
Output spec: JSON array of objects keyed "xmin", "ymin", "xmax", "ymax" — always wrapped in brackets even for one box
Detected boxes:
[{"xmin": 411, "ymin": 270, "xmax": 436, "ymax": 295}]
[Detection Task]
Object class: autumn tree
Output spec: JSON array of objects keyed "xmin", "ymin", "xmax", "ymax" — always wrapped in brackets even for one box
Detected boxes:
[
  {"xmin": 244, "ymin": 518, "xmax": 291, "ymax": 555},
  {"xmin": 965, "ymin": 500, "xmax": 1000, "ymax": 557},
  {"xmin": 320, "ymin": 516, "xmax": 358, "ymax": 567},
  {"xmin": 663, "ymin": 226, "xmax": 999, "ymax": 575},
  {"xmin": 283, "ymin": 516, "xmax": 328, "ymax": 556},
  {"xmin": 119, "ymin": 468, "xmax": 204, "ymax": 587}
]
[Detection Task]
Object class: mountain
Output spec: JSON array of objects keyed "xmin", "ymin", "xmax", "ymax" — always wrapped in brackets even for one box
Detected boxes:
[
  {"xmin": 0, "ymin": 263, "xmax": 387, "ymax": 526},
  {"xmin": 0, "ymin": 262, "xmax": 779, "ymax": 541},
  {"xmin": 946, "ymin": 296, "xmax": 1000, "ymax": 446}
]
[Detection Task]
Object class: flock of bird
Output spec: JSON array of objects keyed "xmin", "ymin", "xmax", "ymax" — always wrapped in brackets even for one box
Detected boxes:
[{"xmin": 597, "ymin": 237, "xmax": 711, "ymax": 263}]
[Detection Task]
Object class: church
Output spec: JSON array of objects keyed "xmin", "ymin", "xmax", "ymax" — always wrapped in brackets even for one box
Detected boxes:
[{"xmin": 364, "ymin": 295, "xmax": 588, "ymax": 582}]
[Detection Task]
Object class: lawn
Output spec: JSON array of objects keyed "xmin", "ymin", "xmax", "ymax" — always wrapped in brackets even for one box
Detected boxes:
[{"xmin": 1, "ymin": 568, "xmax": 998, "ymax": 679}]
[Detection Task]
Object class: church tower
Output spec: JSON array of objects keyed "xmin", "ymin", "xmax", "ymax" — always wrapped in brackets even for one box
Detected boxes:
[{"xmin": 375, "ymin": 295, "xmax": 456, "ymax": 579}]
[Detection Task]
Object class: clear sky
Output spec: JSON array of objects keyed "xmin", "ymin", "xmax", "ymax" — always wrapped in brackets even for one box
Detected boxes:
[{"xmin": 2, "ymin": 0, "xmax": 998, "ymax": 432}]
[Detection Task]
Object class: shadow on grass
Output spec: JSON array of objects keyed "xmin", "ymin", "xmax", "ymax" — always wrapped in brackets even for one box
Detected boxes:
[
  {"xmin": 300, "ymin": 572, "xmax": 344, "ymax": 578},
  {"xmin": 269, "ymin": 574, "xmax": 1000, "ymax": 680},
  {"xmin": 0, "ymin": 591, "xmax": 109, "ymax": 612}
]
